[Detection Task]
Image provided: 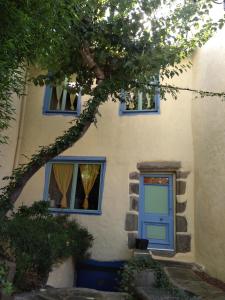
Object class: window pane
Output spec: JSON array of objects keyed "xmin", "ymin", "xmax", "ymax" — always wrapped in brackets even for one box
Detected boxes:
[
  {"xmin": 48, "ymin": 163, "xmax": 73, "ymax": 209},
  {"xmin": 74, "ymin": 164, "xmax": 101, "ymax": 210},
  {"xmin": 144, "ymin": 185, "xmax": 168, "ymax": 214},
  {"xmin": 147, "ymin": 224, "xmax": 166, "ymax": 240},
  {"xmin": 49, "ymin": 87, "xmax": 78, "ymax": 112},
  {"xmin": 124, "ymin": 89, "xmax": 156, "ymax": 111},
  {"xmin": 142, "ymin": 91, "xmax": 156, "ymax": 110},
  {"xmin": 125, "ymin": 91, "xmax": 139, "ymax": 110}
]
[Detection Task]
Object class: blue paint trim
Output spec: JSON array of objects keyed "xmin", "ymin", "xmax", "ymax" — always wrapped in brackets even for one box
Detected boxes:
[
  {"xmin": 119, "ymin": 89, "xmax": 160, "ymax": 116},
  {"xmin": 42, "ymin": 85, "xmax": 81, "ymax": 116},
  {"xmin": 49, "ymin": 208, "xmax": 102, "ymax": 215},
  {"xmin": 138, "ymin": 174, "xmax": 174, "ymax": 251},
  {"xmin": 43, "ymin": 156, "xmax": 106, "ymax": 214},
  {"xmin": 51, "ymin": 156, "xmax": 106, "ymax": 162}
]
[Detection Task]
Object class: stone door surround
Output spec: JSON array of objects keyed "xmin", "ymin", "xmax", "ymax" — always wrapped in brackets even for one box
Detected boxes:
[{"xmin": 125, "ymin": 161, "xmax": 191, "ymax": 256}]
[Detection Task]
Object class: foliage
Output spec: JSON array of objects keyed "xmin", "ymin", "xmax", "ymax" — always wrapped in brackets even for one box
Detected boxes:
[
  {"xmin": 0, "ymin": 0, "xmax": 225, "ymax": 217},
  {"xmin": 0, "ymin": 201, "xmax": 93, "ymax": 291},
  {"xmin": 119, "ymin": 256, "xmax": 198, "ymax": 300},
  {"xmin": 0, "ymin": 263, "xmax": 13, "ymax": 295}
]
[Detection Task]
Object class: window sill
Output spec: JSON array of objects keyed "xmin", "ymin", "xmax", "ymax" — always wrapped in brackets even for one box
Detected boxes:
[
  {"xmin": 48, "ymin": 208, "xmax": 102, "ymax": 215},
  {"xmin": 119, "ymin": 109, "xmax": 160, "ymax": 116},
  {"xmin": 43, "ymin": 110, "xmax": 80, "ymax": 116}
]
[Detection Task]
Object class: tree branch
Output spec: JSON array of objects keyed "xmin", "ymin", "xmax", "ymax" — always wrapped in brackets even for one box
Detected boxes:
[{"xmin": 80, "ymin": 46, "xmax": 105, "ymax": 83}]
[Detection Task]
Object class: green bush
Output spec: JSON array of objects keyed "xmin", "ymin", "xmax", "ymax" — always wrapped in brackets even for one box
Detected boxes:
[
  {"xmin": 0, "ymin": 201, "xmax": 93, "ymax": 291},
  {"xmin": 0, "ymin": 263, "xmax": 13, "ymax": 295}
]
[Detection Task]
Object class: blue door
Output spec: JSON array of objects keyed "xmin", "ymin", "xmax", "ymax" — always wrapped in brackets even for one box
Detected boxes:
[{"xmin": 139, "ymin": 174, "xmax": 174, "ymax": 250}]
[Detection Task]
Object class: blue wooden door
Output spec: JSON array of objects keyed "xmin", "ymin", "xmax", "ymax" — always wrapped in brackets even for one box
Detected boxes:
[{"xmin": 139, "ymin": 174, "xmax": 174, "ymax": 250}]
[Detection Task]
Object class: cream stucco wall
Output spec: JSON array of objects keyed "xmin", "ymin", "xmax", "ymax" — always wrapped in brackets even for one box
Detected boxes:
[
  {"xmin": 15, "ymin": 66, "xmax": 195, "ymax": 270},
  {"xmin": 0, "ymin": 93, "xmax": 25, "ymax": 188},
  {"xmin": 192, "ymin": 24, "xmax": 225, "ymax": 281}
]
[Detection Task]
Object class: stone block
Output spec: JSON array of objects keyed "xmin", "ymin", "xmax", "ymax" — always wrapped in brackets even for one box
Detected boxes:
[
  {"xmin": 137, "ymin": 161, "xmax": 181, "ymax": 172},
  {"xmin": 129, "ymin": 182, "xmax": 139, "ymax": 195},
  {"xmin": 129, "ymin": 171, "xmax": 140, "ymax": 180},
  {"xmin": 176, "ymin": 216, "xmax": 187, "ymax": 232},
  {"xmin": 130, "ymin": 196, "xmax": 139, "ymax": 211},
  {"xmin": 176, "ymin": 234, "xmax": 191, "ymax": 253},
  {"xmin": 128, "ymin": 232, "xmax": 138, "ymax": 249},
  {"xmin": 176, "ymin": 201, "xmax": 187, "ymax": 213},
  {"xmin": 176, "ymin": 171, "xmax": 190, "ymax": 179},
  {"xmin": 176, "ymin": 181, "xmax": 186, "ymax": 195},
  {"xmin": 125, "ymin": 213, "xmax": 138, "ymax": 231}
]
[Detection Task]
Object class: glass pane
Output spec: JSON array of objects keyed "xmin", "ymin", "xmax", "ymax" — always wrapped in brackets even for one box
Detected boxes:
[
  {"xmin": 142, "ymin": 90, "xmax": 156, "ymax": 110},
  {"xmin": 147, "ymin": 225, "xmax": 166, "ymax": 240},
  {"xmin": 74, "ymin": 164, "xmax": 101, "ymax": 210},
  {"xmin": 144, "ymin": 177, "xmax": 169, "ymax": 185},
  {"xmin": 125, "ymin": 91, "xmax": 139, "ymax": 110},
  {"xmin": 48, "ymin": 163, "xmax": 73, "ymax": 209},
  {"xmin": 49, "ymin": 87, "xmax": 78, "ymax": 112},
  {"xmin": 144, "ymin": 185, "xmax": 168, "ymax": 214}
]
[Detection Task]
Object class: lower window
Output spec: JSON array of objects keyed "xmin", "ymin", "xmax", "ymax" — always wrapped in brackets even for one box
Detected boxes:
[{"xmin": 44, "ymin": 157, "xmax": 106, "ymax": 214}]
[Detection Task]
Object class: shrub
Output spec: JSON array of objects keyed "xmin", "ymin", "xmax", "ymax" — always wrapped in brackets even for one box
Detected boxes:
[
  {"xmin": 0, "ymin": 201, "xmax": 93, "ymax": 291},
  {"xmin": 0, "ymin": 263, "xmax": 13, "ymax": 295}
]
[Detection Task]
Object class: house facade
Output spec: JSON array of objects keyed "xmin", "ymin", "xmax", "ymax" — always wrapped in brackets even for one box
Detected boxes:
[{"xmin": 1, "ymin": 3, "xmax": 225, "ymax": 287}]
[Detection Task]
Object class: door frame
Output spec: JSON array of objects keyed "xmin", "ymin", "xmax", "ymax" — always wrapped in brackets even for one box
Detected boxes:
[{"xmin": 138, "ymin": 173, "xmax": 175, "ymax": 251}]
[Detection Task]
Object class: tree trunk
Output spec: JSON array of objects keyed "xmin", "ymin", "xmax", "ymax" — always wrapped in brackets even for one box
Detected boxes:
[{"xmin": 0, "ymin": 45, "xmax": 106, "ymax": 216}]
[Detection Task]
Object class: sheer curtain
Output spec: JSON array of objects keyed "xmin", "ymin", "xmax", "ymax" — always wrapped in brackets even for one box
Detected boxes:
[
  {"xmin": 80, "ymin": 164, "xmax": 100, "ymax": 209},
  {"xmin": 53, "ymin": 164, "xmax": 73, "ymax": 208}
]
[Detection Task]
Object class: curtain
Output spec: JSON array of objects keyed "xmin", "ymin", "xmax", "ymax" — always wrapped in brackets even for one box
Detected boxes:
[
  {"xmin": 53, "ymin": 164, "xmax": 73, "ymax": 208},
  {"xmin": 80, "ymin": 164, "xmax": 100, "ymax": 209}
]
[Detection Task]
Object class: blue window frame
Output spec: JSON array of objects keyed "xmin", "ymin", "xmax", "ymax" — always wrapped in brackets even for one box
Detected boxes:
[
  {"xmin": 119, "ymin": 78, "xmax": 160, "ymax": 115},
  {"xmin": 43, "ymin": 156, "xmax": 106, "ymax": 215},
  {"xmin": 43, "ymin": 79, "xmax": 81, "ymax": 116}
]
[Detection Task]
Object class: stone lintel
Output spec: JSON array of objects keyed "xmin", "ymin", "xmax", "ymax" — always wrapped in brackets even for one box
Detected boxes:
[
  {"xmin": 176, "ymin": 171, "xmax": 190, "ymax": 179},
  {"xmin": 137, "ymin": 161, "xmax": 181, "ymax": 172}
]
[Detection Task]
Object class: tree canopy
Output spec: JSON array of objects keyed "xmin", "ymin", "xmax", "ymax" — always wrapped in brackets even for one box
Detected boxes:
[{"xmin": 0, "ymin": 0, "xmax": 225, "ymax": 214}]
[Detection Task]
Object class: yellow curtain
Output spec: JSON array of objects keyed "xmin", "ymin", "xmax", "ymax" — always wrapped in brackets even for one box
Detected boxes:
[
  {"xmin": 53, "ymin": 164, "xmax": 73, "ymax": 208},
  {"xmin": 80, "ymin": 164, "xmax": 100, "ymax": 209}
]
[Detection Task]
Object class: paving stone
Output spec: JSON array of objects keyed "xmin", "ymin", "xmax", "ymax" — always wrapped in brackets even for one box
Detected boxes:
[
  {"xmin": 176, "ymin": 201, "xmax": 187, "ymax": 213},
  {"xmin": 14, "ymin": 288, "xmax": 127, "ymax": 300},
  {"xmin": 176, "ymin": 216, "xmax": 187, "ymax": 232},
  {"xmin": 176, "ymin": 181, "xmax": 186, "ymax": 195},
  {"xmin": 137, "ymin": 161, "xmax": 181, "ymax": 172},
  {"xmin": 129, "ymin": 172, "xmax": 140, "ymax": 180},
  {"xmin": 129, "ymin": 183, "xmax": 139, "ymax": 195},
  {"xmin": 130, "ymin": 195, "xmax": 139, "ymax": 211},
  {"xmin": 125, "ymin": 213, "xmax": 138, "ymax": 231},
  {"xmin": 134, "ymin": 269, "xmax": 155, "ymax": 288},
  {"xmin": 165, "ymin": 267, "xmax": 225, "ymax": 300}
]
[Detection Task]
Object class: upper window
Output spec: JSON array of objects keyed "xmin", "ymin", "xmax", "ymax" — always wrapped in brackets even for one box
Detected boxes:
[
  {"xmin": 119, "ymin": 77, "xmax": 160, "ymax": 115},
  {"xmin": 43, "ymin": 78, "xmax": 81, "ymax": 115},
  {"xmin": 43, "ymin": 157, "xmax": 106, "ymax": 214}
]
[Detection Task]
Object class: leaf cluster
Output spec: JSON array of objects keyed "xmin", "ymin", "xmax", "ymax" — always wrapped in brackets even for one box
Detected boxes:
[
  {"xmin": 119, "ymin": 256, "xmax": 198, "ymax": 300},
  {"xmin": 0, "ymin": 201, "xmax": 93, "ymax": 291}
]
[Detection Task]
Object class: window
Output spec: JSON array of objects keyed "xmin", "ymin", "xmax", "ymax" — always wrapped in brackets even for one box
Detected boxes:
[
  {"xmin": 43, "ymin": 78, "xmax": 81, "ymax": 115},
  {"xmin": 119, "ymin": 79, "xmax": 160, "ymax": 115},
  {"xmin": 44, "ymin": 157, "xmax": 106, "ymax": 214}
]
